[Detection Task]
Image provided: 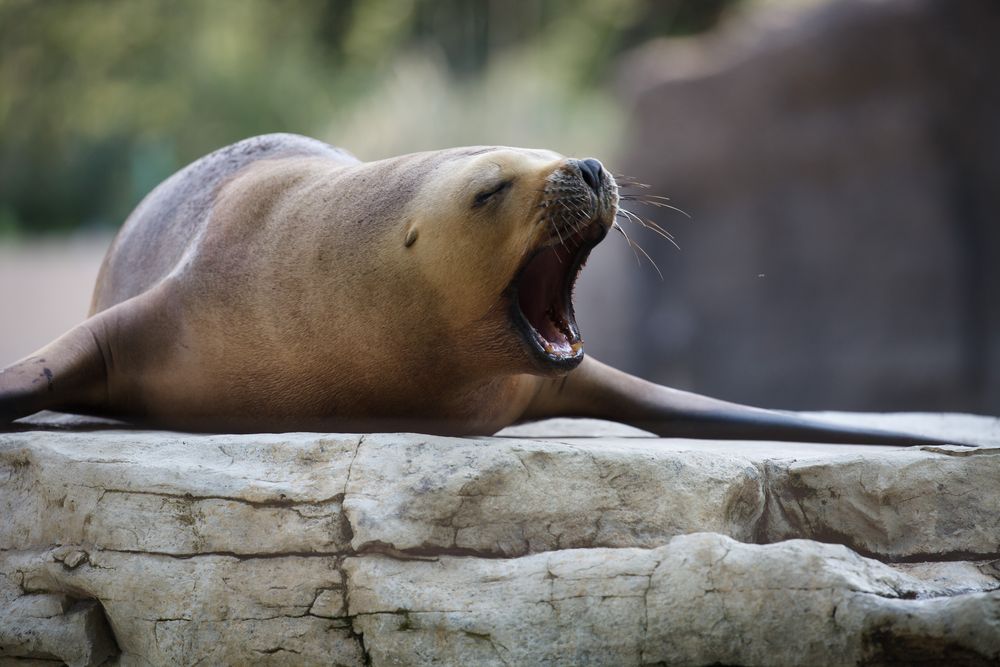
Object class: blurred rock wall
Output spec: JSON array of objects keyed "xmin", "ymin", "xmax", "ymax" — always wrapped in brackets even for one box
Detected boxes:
[{"xmin": 594, "ymin": 0, "xmax": 999, "ymax": 412}]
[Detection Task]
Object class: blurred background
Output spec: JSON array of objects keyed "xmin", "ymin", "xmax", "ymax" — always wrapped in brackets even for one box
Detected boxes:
[{"xmin": 1, "ymin": 0, "xmax": 997, "ymax": 414}]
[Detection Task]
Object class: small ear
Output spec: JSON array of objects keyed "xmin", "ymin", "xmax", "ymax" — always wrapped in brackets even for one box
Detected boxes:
[{"xmin": 404, "ymin": 227, "xmax": 418, "ymax": 248}]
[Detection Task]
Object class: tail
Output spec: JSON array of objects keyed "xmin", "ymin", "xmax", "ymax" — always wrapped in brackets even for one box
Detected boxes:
[
  {"xmin": 524, "ymin": 356, "xmax": 974, "ymax": 447},
  {"xmin": 0, "ymin": 323, "xmax": 109, "ymax": 427}
]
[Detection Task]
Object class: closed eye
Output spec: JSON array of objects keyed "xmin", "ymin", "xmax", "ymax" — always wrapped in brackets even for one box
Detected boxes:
[{"xmin": 472, "ymin": 179, "xmax": 513, "ymax": 208}]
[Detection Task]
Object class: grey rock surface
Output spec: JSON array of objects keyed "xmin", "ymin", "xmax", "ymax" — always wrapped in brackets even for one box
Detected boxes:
[
  {"xmin": 1, "ymin": 412, "xmax": 999, "ymax": 665},
  {"xmin": 347, "ymin": 533, "xmax": 1000, "ymax": 667},
  {"xmin": 0, "ymin": 589, "xmax": 117, "ymax": 667}
]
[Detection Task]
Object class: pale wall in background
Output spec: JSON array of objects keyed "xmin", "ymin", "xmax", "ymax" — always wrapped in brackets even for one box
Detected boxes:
[{"xmin": 0, "ymin": 236, "xmax": 109, "ymax": 364}]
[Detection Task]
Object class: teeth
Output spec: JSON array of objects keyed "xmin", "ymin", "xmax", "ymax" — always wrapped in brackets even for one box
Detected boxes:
[
  {"xmin": 571, "ymin": 341, "xmax": 583, "ymax": 353},
  {"xmin": 543, "ymin": 342, "xmax": 555, "ymax": 354},
  {"xmin": 545, "ymin": 305, "xmax": 574, "ymax": 339}
]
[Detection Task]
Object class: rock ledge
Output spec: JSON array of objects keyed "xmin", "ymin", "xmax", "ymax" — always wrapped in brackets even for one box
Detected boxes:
[{"xmin": 1, "ymin": 412, "xmax": 998, "ymax": 665}]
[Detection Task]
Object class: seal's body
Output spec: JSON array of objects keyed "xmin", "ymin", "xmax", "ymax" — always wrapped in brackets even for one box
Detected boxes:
[{"xmin": 0, "ymin": 134, "xmax": 961, "ymax": 445}]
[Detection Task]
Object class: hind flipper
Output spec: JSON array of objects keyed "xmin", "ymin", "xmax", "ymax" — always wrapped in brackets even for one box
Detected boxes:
[
  {"xmin": 0, "ymin": 319, "xmax": 111, "ymax": 427},
  {"xmin": 523, "ymin": 356, "xmax": 972, "ymax": 447}
]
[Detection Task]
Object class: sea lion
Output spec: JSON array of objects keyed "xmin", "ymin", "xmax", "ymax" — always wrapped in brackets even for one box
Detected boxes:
[{"xmin": 0, "ymin": 134, "xmax": 963, "ymax": 445}]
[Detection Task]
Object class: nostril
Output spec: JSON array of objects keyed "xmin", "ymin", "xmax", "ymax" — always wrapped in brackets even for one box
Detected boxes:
[{"xmin": 578, "ymin": 158, "xmax": 603, "ymax": 193}]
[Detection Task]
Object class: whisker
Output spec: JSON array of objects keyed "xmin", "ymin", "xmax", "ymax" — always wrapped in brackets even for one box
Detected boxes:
[
  {"xmin": 620, "ymin": 208, "xmax": 679, "ymax": 243},
  {"xmin": 621, "ymin": 198, "xmax": 692, "ymax": 219},
  {"xmin": 561, "ymin": 203, "xmax": 593, "ymax": 237},
  {"xmin": 551, "ymin": 218, "xmax": 568, "ymax": 259},
  {"xmin": 616, "ymin": 223, "xmax": 664, "ymax": 280},
  {"xmin": 565, "ymin": 205, "xmax": 590, "ymax": 227},
  {"xmin": 635, "ymin": 244, "xmax": 664, "ymax": 280},
  {"xmin": 619, "ymin": 194, "xmax": 672, "ymax": 202},
  {"xmin": 618, "ymin": 207, "xmax": 671, "ymax": 238},
  {"xmin": 618, "ymin": 208, "xmax": 681, "ymax": 251},
  {"xmin": 613, "ymin": 176, "xmax": 651, "ymax": 189},
  {"xmin": 612, "ymin": 221, "xmax": 642, "ymax": 267},
  {"xmin": 617, "ymin": 207, "xmax": 646, "ymax": 227},
  {"xmin": 653, "ymin": 202, "xmax": 691, "ymax": 219}
]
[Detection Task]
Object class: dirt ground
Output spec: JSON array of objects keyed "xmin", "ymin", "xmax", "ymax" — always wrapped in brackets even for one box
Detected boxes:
[{"xmin": 0, "ymin": 235, "xmax": 111, "ymax": 364}]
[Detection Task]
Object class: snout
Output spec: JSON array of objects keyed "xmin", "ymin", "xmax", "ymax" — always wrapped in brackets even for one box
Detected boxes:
[{"xmin": 559, "ymin": 157, "xmax": 617, "ymax": 233}]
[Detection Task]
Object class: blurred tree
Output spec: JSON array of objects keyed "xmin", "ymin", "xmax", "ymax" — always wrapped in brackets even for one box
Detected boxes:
[{"xmin": 0, "ymin": 0, "xmax": 738, "ymax": 235}]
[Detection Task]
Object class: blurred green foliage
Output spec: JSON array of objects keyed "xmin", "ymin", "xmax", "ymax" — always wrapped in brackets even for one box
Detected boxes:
[{"xmin": 0, "ymin": 0, "xmax": 737, "ymax": 235}]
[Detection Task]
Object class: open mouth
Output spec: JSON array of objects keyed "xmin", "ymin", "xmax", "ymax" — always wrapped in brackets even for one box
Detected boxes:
[{"xmin": 508, "ymin": 222, "xmax": 606, "ymax": 369}]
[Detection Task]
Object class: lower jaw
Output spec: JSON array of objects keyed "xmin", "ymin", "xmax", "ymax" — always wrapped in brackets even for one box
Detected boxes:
[
  {"xmin": 513, "ymin": 323, "xmax": 586, "ymax": 374},
  {"xmin": 533, "ymin": 348, "xmax": 585, "ymax": 373}
]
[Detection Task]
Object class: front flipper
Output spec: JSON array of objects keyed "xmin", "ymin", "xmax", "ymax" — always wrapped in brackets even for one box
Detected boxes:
[
  {"xmin": 522, "ymin": 356, "xmax": 971, "ymax": 447},
  {"xmin": 0, "ymin": 294, "xmax": 151, "ymax": 428},
  {"xmin": 0, "ymin": 327, "xmax": 108, "ymax": 426}
]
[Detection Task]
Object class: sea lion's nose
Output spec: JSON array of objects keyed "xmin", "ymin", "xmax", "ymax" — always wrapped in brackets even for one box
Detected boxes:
[{"xmin": 578, "ymin": 158, "xmax": 604, "ymax": 194}]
